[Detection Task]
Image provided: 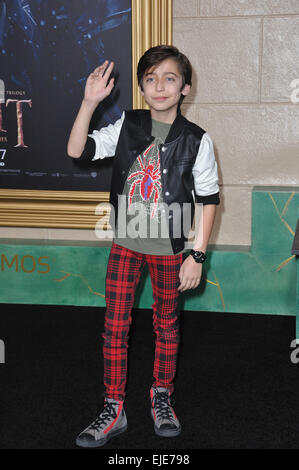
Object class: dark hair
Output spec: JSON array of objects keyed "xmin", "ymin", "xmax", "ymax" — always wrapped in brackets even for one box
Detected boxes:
[{"xmin": 137, "ymin": 45, "xmax": 192, "ymax": 105}]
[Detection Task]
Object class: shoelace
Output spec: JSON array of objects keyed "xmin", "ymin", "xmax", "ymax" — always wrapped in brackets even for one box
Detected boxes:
[
  {"xmin": 152, "ymin": 391, "xmax": 175, "ymax": 421},
  {"xmin": 89, "ymin": 401, "xmax": 119, "ymax": 431}
]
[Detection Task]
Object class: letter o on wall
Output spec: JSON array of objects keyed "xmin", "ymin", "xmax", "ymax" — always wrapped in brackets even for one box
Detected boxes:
[{"xmin": 21, "ymin": 255, "xmax": 36, "ymax": 273}]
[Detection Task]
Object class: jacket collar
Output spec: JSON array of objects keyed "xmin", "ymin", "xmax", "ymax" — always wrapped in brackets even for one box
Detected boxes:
[{"xmin": 139, "ymin": 109, "xmax": 185, "ymax": 144}]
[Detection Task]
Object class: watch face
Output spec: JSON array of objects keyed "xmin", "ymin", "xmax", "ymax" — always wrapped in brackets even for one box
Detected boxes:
[{"xmin": 192, "ymin": 250, "xmax": 206, "ymax": 263}]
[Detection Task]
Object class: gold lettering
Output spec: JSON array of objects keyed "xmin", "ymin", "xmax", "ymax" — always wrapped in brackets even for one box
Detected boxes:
[
  {"xmin": 21, "ymin": 255, "xmax": 36, "ymax": 273},
  {"xmin": 38, "ymin": 256, "xmax": 50, "ymax": 274},
  {"xmin": 1, "ymin": 254, "xmax": 18, "ymax": 271}
]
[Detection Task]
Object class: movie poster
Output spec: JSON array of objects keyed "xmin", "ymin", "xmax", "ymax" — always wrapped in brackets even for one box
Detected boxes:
[{"xmin": 0, "ymin": 0, "xmax": 132, "ymax": 191}]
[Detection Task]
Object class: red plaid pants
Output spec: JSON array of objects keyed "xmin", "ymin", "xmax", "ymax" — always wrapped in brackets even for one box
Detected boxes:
[{"xmin": 102, "ymin": 242, "xmax": 183, "ymax": 401}]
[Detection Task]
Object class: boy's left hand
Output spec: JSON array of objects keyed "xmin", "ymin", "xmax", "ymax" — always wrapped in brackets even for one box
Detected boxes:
[{"xmin": 178, "ymin": 255, "xmax": 203, "ymax": 292}]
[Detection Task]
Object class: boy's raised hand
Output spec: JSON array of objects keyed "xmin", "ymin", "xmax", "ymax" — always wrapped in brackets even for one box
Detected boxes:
[{"xmin": 84, "ymin": 60, "xmax": 115, "ymax": 105}]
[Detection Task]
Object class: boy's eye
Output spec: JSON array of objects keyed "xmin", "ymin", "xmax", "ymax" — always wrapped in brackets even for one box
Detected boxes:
[
  {"xmin": 146, "ymin": 77, "xmax": 154, "ymax": 82},
  {"xmin": 166, "ymin": 77, "xmax": 175, "ymax": 81}
]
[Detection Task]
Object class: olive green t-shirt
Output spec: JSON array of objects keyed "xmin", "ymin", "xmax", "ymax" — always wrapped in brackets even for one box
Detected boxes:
[{"xmin": 113, "ymin": 119, "xmax": 184, "ymax": 255}]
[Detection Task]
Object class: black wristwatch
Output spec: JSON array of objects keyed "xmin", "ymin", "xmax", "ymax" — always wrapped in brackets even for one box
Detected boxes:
[{"xmin": 190, "ymin": 250, "xmax": 206, "ymax": 264}]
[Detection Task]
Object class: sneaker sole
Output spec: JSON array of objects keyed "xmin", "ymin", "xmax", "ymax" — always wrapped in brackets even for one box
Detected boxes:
[{"xmin": 75, "ymin": 424, "xmax": 128, "ymax": 448}]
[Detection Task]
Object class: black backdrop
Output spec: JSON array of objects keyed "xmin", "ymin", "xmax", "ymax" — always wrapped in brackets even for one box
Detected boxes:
[{"xmin": 0, "ymin": 0, "xmax": 132, "ymax": 191}]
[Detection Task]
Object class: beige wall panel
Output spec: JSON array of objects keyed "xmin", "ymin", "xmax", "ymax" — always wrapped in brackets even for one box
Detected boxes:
[
  {"xmin": 209, "ymin": 185, "xmax": 252, "ymax": 246},
  {"xmin": 181, "ymin": 102, "xmax": 199, "ymax": 123},
  {"xmin": 0, "ymin": 227, "xmax": 49, "ymax": 240},
  {"xmin": 47, "ymin": 229, "xmax": 99, "ymax": 241},
  {"xmin": 261, "ymin": 17, "xmax": 299, "ymax": 102},
  {"xmin": 173, "ymin": 0, "xmax": 198, "ymax": 17},
  {"xmin": 173, "ymin": 18, "xmax": 260, "ymax": 103},
  {"xmin": 197, "ymin": 104, "xmax": 299, "ymax": 185},
  {"xmin": 0, "ymin": 227, "xmax": 98, "ymax": 241},
  {"xmin": 200, "ymin": 0, "xmax": 299, "ymax": 17}
]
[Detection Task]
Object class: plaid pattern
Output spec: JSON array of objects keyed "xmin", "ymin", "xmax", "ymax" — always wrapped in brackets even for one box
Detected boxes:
[{"xmin": 102, "ymin": 242, "xmax": 183, "ymax": 401}]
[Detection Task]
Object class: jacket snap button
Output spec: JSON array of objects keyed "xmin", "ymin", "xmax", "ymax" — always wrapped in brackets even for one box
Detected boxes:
[
  {"xmin": 161, "ymin": 146, "xmax": 166, "ymax": 152},
  {"xmin": 165, "ymin": 191, "xmax": 170, "ymax": 196},
  {"xmin": 163, "ymin": 169, "xmax": 167, "ymax": 174}
]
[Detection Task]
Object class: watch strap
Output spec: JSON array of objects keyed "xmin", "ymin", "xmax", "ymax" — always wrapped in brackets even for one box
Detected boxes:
[{"xmin": 190, "ymin": 249, "xmax": 206, "ymax": 263}]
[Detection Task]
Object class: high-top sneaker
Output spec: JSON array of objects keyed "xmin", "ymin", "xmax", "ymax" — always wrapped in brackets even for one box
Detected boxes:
[
  {"xmin": 76, "ymin": 398, "xmax": 127, "ymax": 448},
  {"xmin": 150, "ymin": 387, "xmax": 181, "ymax": 437}
]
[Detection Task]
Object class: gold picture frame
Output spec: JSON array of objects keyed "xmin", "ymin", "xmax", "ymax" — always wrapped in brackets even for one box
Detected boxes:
[{"xmin": 0, "ymin": 0, "xmax": 172, "ymax": 230}]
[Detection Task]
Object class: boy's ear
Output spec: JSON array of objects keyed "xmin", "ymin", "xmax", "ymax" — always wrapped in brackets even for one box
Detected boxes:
[
  {"xmin": 181, "ymin": 84, "xmax": 191, "ymax": 97},
  {"xmin": 139, "ymin": 85, "xmax": 144, "ymax": 96}
]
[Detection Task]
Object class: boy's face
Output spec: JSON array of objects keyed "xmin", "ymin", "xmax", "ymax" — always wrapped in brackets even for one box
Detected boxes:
[{"xmin": 139, "ymin": 58, "xmax": 191, "ymax": 119}]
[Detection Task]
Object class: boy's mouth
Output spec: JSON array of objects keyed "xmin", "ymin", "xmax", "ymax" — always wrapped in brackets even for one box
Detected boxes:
[{"xmin": 153, "ymin": 96, "xmax": 168, "ymax": 101}]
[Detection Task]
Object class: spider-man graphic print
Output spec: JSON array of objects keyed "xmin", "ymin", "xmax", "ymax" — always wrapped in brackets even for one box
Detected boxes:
[
  {"xmin": 127, "ymin": 140, "xmax": 162, "ymax": 220},
  {"xmin": 125, "ymin": 135, "xmax": 165, "ymax": 222}
]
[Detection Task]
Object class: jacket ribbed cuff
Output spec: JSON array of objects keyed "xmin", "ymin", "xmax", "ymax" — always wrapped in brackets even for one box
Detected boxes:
[
  {"xmin": 76, "ymin": 136, "xmax": 96, "ymax": 162},
  {"xmin": 195, "ymin": 192, "xmax": 220, "ymax": 205}
]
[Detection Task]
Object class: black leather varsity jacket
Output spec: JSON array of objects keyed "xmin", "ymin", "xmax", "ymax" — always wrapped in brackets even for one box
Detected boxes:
[{"xmin": 78, "ymin": 109, "xmax": 220, "ymax": 254}]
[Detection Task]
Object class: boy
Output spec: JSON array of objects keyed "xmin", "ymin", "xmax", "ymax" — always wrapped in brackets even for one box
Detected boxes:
[{"xmin": 67, "ymin": 45, "xmax": 219, "ymax": 448}]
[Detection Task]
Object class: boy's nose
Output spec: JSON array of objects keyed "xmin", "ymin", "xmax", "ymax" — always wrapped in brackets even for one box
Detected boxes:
[{"xmin": 155, "ymin": 79, "xmax": 165, "ymax": 91}]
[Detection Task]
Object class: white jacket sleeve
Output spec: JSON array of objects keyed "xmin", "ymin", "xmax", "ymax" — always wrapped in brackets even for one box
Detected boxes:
[
  {"xmin": 88, "ymin": 111, "xmax": 125, "ymax": 161},
  {"xmin": 192, "ymin": 133, "xmax": 219, "ymax": 196}
]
